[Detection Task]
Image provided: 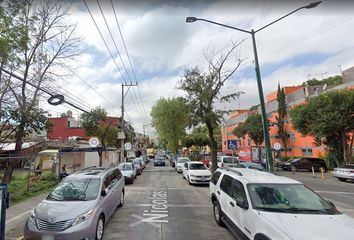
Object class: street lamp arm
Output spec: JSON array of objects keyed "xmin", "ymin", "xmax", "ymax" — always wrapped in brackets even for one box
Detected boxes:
[
  {"xmin": 255, "ymin": 7, "xmax": 304, "ymax": 33},
  {"xmin": 196, "ymin": 18, "xmax": 251, "ymax": 34}
]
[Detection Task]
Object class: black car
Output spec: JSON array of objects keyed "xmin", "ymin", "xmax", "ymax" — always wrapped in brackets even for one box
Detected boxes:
[
  {"xmin": 280, "ymin": 157, "xmax": 327, "ymax": 172},
  {"xmin": 154, "ymin": 157, "xmax": 166, "ymax": 166}
]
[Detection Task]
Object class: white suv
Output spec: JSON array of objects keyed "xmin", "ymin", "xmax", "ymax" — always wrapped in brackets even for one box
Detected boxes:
[{"xmin": 209, "ymin": 168, "xmax": 354, "ymax": 240}]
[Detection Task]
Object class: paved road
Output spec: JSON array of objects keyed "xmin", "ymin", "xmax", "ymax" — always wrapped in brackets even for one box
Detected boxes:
[
  {"xmin": 5, "ymin": 162, "xmax": 354, "ymax": 239},
  {"xmin": 103, "ymin": 163, "xmax": 233, "ymax": 240}
]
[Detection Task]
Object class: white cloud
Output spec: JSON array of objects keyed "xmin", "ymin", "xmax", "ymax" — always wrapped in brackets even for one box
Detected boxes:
[{"xmin": 40, "ymin": 0, "xmax": 354, "ymax": 136}]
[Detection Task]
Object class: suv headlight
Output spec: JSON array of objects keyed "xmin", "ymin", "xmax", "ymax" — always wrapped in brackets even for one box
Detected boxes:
[
  {"xmin": 72, "ymin": 209, "xmax": 94, "ymax": 227},
  {"xmin": 190, "ymin": 174, "xmax": 197, "ymax": 178}
]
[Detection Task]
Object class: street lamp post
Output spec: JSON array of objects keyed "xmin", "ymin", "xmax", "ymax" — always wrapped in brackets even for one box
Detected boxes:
[{"xmin": 186, "ymin": 1, "xmax": 321, "ymax": 172}]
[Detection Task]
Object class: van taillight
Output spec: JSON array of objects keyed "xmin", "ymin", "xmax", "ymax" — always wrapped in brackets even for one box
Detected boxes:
[{"xmin": 221, "ymin": 163, "xmax": 224, "ymax": 168}]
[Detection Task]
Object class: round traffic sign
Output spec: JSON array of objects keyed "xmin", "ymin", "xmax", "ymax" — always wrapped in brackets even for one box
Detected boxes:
[
  {"xmin": 124, "ymin": 142, "xmax": 132, "ymax": 151},
  {"xmin": 89, "ymin": 137, "xmax": 100, "ymax": 147},
  {"xmin": 273, "ymin": 142, "xmax": 281, "ymax": 150}
]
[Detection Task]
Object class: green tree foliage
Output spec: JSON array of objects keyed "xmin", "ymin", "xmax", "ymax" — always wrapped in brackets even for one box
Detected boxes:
[
  {"xmin": 290, "ymin": 89, "xmax": 354, "ymax": 166},
  {"xmin": 276, "ymin": 84, "xmax": 289, "ymax": 156},
  {"xmin": 233, "ymin": 114, "xmax": 264, "ymax": 161},
  {"xmin": 179, "ymin": 41, "xmax": 244, "ymax": 172},
  {"xmin": 151, "ymin": 97, "xmax": 188, "ymax": 154},
  {"xmin": 1, "ymin": 0, "xmax": 80, "ymax": 184},
  {"xmin": 302, "ymin": 75, "xmax": 343, "ymax": 87},
  {"xmin": 81, "ymin": 107, "xmax": 118, "ymax": 166},
  {"xmin": 233, "ymin": 114, "xmax": 264, "ymax": 146},
  {"xmin": 184, "ymin": 126, "xmax": 209, "ymax": 148}
]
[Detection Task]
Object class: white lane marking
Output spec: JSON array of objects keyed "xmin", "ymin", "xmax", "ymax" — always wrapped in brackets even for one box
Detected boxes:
[
  {"xmin": 126, "ymin": 187, "xmax": 185, "ymax": 190},
  {"xmin": 129, "ymin": 214, "xmax": 160, "ymax": 228},
  {"xmin": 6, "ymin": 210, "xmax": 31, "ymax": 225},
  {"xmin": 315, "ymin": 191, "xmax": 354, "ymax": 195},
  {"xmin": 126, "ymin": 203, "xmax": 211, "ymax": 208}
]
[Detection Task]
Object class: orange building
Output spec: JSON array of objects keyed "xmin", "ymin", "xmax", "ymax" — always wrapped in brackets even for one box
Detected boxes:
[{"xmin": 222, "ymin": 66, "xmax": 354, "ymax": 160}]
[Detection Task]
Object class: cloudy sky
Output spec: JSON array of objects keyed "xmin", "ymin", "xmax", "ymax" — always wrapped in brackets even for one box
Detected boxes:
[{"xmin": 42, "ymin": 0, "xmax": 354, "ymax": 136}]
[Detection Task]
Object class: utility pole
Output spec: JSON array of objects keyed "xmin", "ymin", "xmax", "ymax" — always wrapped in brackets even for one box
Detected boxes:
[{"xmin": 120, "ymin": 82, "xmax": 138, "ymax": 162}]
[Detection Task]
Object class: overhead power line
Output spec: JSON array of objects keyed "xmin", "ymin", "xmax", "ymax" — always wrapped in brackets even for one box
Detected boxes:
[
  {"xmin": 0, "ymin": 67, "xmax": 89, "ymax": 113},
  {"xmin": 110, "ymin": 0, "xmax": 149, "ymax": 122}
]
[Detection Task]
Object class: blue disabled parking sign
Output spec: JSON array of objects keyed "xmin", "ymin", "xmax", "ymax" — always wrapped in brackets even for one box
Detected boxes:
[{"xmin": 227, "ymin": 140, "xmax": 237, "ymax": 150}]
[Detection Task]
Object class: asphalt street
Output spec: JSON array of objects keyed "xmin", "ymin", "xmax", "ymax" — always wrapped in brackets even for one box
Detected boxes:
[
  {"xmin": 103, "ymin": 163, "xmax": 234, "ymax": 240},
  {"xmin": 4, "ymin": 162, "xmax": 354, "ymax": 240}
]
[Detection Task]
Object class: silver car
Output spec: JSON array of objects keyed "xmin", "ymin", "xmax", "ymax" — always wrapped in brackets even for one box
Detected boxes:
[
  {"xmin": 333, "ymin": 164, "xmax": 354, "ymax": 182},
  {"xmin": 132, "ymin": 158, "xmax": 143, "ymax": 175},
  {"xmin": 118, "ymin": 162, "xmax": 137, "ymax": 184},
  {"xmin": 24, "ymin": 165, "xmax": 125, "ymax": 240}
]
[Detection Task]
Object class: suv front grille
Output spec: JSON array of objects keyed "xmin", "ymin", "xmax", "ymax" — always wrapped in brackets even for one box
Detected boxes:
[{"xmin": 36, "ymin": 218, "xmax": 73, "ymax": 232}]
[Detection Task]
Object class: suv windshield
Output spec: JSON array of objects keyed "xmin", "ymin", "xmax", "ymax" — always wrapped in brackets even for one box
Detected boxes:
[
  {"xmin": 119, "ymin": 164, "xmax": 132, "ymax": 171},
  {"xmin": 247, "ymin": 184, "xmax": 340, "ymax": 215},
  {"xmin": 47, "ymin": 178, "xmax": 101, "ymax": 201},
  {"xmin": 189, "ymin": 164, "xmax": 207, "ymax": 170}
]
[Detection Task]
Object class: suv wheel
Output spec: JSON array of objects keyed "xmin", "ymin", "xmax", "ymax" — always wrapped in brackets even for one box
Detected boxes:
[
  {"xmin": 118, "ymin": 191, "xmax": 124, "ymax": 207},
  {"xmin": 291, "ymin": 166, "xmax": 297, "ymax": 172},
  {"xmin": 96, "ymin": 215, "xmax": 104, "ymax": 240},
  {"xmin": 213, "ymin": 200, "xmax": 225, "ymax": 227}
]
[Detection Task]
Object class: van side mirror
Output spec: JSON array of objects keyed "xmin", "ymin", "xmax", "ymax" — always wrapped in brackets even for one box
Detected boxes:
[
  {"xmin": 236, "ymin": 199, "xmax": 249, "ymax": 210},
  {"xmin": 101, "ymin": 188, "xmax": 108, "ymax": 197}
]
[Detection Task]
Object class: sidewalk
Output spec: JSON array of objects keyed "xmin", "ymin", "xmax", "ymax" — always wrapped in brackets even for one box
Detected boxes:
[{"xmin": 5, "ymin": 193, "xmax": 48, "ymax": 240}]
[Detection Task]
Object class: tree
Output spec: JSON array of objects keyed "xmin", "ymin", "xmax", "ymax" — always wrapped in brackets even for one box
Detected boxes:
[
  {"xmin": 151, "ymin": 97, "xmax": 188, "ymax": 154},
  {"xmin": 276, "ymin": 84, "xmax": 289, "ymax": 156},
  {"xmin": 179, "ymin": 41, "xmax": 244, "ymax": 172},
  {"xmin": 1, "ymin": 0, "xmax": 80, "ymax": 184},
  {"xmin": 81, "ymin": 107, "xmax": 118, "ymax": 166},
  {"xmin": 290, "ymin": 89, "xmax": 354, "ymax": 166},
  {"xmin": 233, "ymin": 114, "xmax": 264, "ymax": 161}
]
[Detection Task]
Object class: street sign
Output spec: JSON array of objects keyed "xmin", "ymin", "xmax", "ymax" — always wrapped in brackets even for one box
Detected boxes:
[
  {"xmin": 89, "ymin": 137, "xmax": 100, "ymax": 147},
  {"xmin": 124, "ymin": 142, "xmax": 132, "ymax": 151},
  {"xmin": 273, "ymin": 142, "xmax": 282, "ymax": 151},
  {"xmin": 227, "ymin": 140, "xmax": 237, "ymax": 150},
  {"xmin": 117, "ymin": 131, "xmax": 126, "ymax": 140}
]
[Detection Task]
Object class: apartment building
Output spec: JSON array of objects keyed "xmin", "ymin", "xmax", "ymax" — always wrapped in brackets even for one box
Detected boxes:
[{"xmin": 221, "ymin": 66, "xmax": 354, "ymax": 160}]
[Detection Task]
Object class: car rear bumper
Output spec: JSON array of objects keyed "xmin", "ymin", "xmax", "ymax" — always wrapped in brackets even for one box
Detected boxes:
[{"xmin": 124, "ymin": 176, "xmax": 134, "ymax": 183}]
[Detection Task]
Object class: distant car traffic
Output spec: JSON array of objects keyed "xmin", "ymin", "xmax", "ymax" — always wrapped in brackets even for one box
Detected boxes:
[
  {"xmin": 235, "ymin": 161, "xmax": 265, "ymax": 171},
  {"xmin": 154, "ymin": 156, "xmax": 166, "ymax": 166},
  {"xmin": 333, "ymin": 164, "xmax": 354, "ymax": 182},
  {"xmin": 24, "ymin": 165, "xmax": 125, "ymax": 240},
  {"xmin": 118, "ymin": 162, "xmax": 137, "ymax": 184},
  {"xmin": 182, "ymin": 161, "xmax": 211, "ymax": 185},
  {"xmin": 209, "ymin": 168, "xmax": 354, "ymax": 240},
  {"xmin": 279, "ymin": 158, "xmax": 327, "ymax": 172},
  {"xmin": 176, "ymin": 157, "xmax": 190, "ymax": 173}
]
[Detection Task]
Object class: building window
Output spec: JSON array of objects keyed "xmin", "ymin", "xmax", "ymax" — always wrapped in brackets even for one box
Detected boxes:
[
  {"xmin": 67, "ymin": 121, "xmax": 70, "ymax": 128},
  {"xmin": 289, "ymin": 133, "xmax": 296, "ymax": 139},
  {"xmin": 301, "ymin": 148, "xmax": 313, "ymax": 156}
]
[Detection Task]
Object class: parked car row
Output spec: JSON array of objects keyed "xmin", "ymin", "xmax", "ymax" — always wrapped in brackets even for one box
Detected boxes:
[
  {"xmin": 24, "ymin": 155, "xmax": 151, "ymax": 240},
  {"xmin": 209, "ymin": 167, "xmax": 354, "ymax": 240}
]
